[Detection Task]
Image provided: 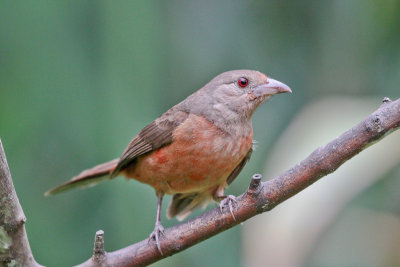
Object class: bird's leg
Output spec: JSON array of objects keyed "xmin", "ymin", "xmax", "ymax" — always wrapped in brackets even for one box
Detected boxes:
[
  {"xmin": 213, "ymin": 188, "xmax": 237, "ymax": 221},
  {"xmin": 149, "ymin": 191, "xmax": 165, "ymax": 255}
]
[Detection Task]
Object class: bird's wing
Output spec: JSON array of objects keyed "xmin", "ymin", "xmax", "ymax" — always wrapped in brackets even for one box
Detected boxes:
[
  {"xmin": 111, "ymin": 110, "xmax": 189, "ymax": 176},
  {"xmin": 226, "ymin": 148, "xmax": 253, "ymax": 185}
]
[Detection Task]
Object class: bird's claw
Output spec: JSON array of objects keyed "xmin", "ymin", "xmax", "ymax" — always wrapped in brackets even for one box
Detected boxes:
[
  {"xmin": 149, "ymin": 223, "xmax": 165, "ymax": 255},
  {"xmin": 219, "ymin": 195, "xmax": 237, "ymax": 221}
]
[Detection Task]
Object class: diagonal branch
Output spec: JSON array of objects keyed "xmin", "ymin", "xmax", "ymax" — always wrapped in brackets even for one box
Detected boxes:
[
  {"xmin": 76, "ymin": 97, "xmax": 400, "ymax": 267},
  {"xmin": 0, "ymin": 140, "xmax": 43, "ymax": 266}
]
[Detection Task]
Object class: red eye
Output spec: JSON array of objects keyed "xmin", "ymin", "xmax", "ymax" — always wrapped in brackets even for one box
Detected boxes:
[{"xmin": 238, "ymin": 77, "xmax": 248, "ymax": 87}]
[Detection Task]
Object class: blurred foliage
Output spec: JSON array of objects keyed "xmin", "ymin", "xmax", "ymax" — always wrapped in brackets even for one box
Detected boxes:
[{"xmin": 0, "ymin": 1, "xmax": 399, "ymax": 266}]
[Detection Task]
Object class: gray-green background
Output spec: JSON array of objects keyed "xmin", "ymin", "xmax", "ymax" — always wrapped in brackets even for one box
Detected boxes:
[{"xmin": 1, "ymin": 1, "xmax": 399, "ymax": 266}]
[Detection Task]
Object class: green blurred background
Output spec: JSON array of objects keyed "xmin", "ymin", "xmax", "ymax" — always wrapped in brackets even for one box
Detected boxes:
[{"xmin": 1, "ymin": 1, "xmax": 400, "ymax": 266}]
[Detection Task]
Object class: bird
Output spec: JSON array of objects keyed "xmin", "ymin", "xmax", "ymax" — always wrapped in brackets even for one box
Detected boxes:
[{"xmin": 45, "ymin": 70, "xmax": 291, "ymax": 254}]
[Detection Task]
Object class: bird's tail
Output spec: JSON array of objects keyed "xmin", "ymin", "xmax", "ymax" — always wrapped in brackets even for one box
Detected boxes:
[
  {"xmin": 45, "ymin": 158, "xmax": 119, "ymax": 196},
  {"xmin": 167, "ymin": 192, "xmax": 212, "ymax": 221}
]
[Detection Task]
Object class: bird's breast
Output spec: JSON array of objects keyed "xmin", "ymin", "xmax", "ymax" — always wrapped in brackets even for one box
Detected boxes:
[{"xmin": 125, "ymin": 114, "xmax": 253, "ymax": 194}]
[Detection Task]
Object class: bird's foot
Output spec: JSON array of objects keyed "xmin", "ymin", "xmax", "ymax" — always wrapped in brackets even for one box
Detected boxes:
[
  {"xmin": 219, "ymin": 195, "xmax": 237, "ymax": 221},
  {"xmin": 148, "ymin": 222, "xmax": 165, "ymax": 255}
]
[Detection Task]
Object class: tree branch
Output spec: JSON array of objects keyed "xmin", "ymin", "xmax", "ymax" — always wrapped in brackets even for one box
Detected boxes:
[
  {"xmin": 75, "ymin": 97, "xmax": 400, "ymax": 267},
  {"xmin": 0, "ymin": 139, "xmax": 43, "ymax": 266}
]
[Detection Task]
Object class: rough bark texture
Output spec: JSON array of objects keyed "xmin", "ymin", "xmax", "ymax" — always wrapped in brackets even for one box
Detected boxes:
[
  {"xmin": 75, "ymin": 98, "xmax": 400, "ymax": 267},
  {"xmin": 0, "ymin": 139, "xmax": 43, "ymax": 267}
]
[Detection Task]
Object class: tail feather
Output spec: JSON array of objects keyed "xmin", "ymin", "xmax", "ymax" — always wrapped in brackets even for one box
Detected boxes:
[
  {"xmin": 167, "ymin": 192, "xmax": 212, "ymax": 221},
  {"xmin": 45, "ymin": 158, "xmax": 119, "ymax": 196}
]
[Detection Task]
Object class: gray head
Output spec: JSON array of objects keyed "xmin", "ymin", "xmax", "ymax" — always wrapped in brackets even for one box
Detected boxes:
[
  {"xmin": 205, "ymin": 70, "xmax": 290, "ymax": 112},
  {"xmin": 181, "ymin": 69, "xmax": 291, "ymax": 121}
]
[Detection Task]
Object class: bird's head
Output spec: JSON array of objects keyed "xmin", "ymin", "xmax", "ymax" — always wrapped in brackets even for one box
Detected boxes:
[
  {"xmin": 196, "ymin": 70, "xmax": 291, "ymax": 120},
  {"xmin": 180, "ymin": 70, "xmax": 291, "ymax": 134}
]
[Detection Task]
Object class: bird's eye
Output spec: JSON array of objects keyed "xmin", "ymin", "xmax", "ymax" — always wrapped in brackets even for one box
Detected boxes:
[{"xmin": 238, "ymin": 77, "xmax": 249, "ymax": 88}]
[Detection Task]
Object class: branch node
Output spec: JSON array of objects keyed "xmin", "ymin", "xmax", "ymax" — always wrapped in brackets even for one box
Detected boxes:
[
  {"xmin": 366, "ymin": 114, "xmax": 385, "ymax": 133},
  {"xmin": 247, "ymin": 174, "xmax": 262, "ymax": 195},
  {"xmin": 92, "ymin": 230, "xmax": 106, "ymax": 264},
  {"xmin": 3, "ymin": 216, "xmax": 26, "ymax": 232}
]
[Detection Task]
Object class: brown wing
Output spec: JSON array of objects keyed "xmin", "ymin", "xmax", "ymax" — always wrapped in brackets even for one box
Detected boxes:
[
  {"xmin": 111, "ymin": 110, "xmax": 188, "ymax": 177},
  {"xmin": 226, "ymin": 148, "xmax": 253, "ymax": 185}
]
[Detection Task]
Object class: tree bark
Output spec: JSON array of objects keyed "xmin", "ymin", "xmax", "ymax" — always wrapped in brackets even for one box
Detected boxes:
[{"xmin": 0, "ymin": 139, "xmax": 43, "ymax": 267}]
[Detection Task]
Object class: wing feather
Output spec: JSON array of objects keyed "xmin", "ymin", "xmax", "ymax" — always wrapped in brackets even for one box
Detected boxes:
[
  {"xmin": 226, "ymin": 148, "xmax": 253, "ymax": 185},
  {"xmin": 111, "ymin": 110, "xmax": 188, "ymax": 176}
]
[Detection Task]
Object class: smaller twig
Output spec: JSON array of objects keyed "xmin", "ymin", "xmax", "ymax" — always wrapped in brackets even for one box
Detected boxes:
[
  {"xmin": 92, "ymin": 230, "xmax": 106, "ymax": 263},
  {"xmin": 382, "ymin": 97, "xmax": 392, "ymax": 103},
  {"xmin": 248, "ymin": 174, "xmax": 262, "ymax": 193},
  {"xmin": 75, "ymin": 230, "xmax": 107, "ymax": 267}
]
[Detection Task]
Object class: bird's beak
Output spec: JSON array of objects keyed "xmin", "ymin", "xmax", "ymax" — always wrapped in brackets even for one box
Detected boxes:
[{"xmin": 252, "ymin": 78, "xmax": 292, "ymax": 97}]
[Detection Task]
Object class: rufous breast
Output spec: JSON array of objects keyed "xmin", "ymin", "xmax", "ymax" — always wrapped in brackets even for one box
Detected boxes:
[{"xmin": 125, "ymin": 114, "xmax": 253, "ymax": 195}]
